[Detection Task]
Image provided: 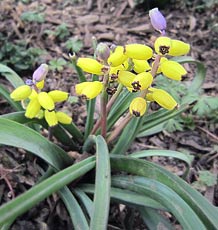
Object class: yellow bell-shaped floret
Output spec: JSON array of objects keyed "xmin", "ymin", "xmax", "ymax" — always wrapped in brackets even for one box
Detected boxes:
[
  {"xmin": 29, "ymin": 89, "xmax": 38, "ymax": 100},
  {"xmin": 154, "ymin": 57, "xmax": 168, "ymax": 74},
  {"xmin": 10, "ymin": 85, "xmax": 32, "ymax": 101},
  {"xmin": 48, "ymin": 90, "xmax": 69, "ymax": 103},
  {"xmin": 25, "ymin": 98, "xmax": 41, "ymax": 119},
  {"xmin": 107, "ymin": 46, "xmax": 128, "ymax": 67},
  {"xmin": 131, "ymin": 72, "xmax": 153, "ymax": 91},
  {"xmin": 44, "ymin": 110, "xmax": 58, "ymax": 127},
  {"xmin": 124, "ymin": 44, "xmax": 153, "ymax": 60},
  {"xmin": 77, "ymin": 58, "xmax": 104, "ymax": 75},
  {"xmin": 109, "ymin": 60, "xmax": 129, "ymax": 77},
  {"xmin": 38, "ymin": 92, "xmax": 55, "ymax": 110},
  {"xmin": 129, "ymin": 97, "xmax": 147, "ymax": 117},
  {"xmin": 168, "ymin": 39, "xmax": 190, "ymax": 56},
  {"xmin": 161, "ymin": 60, "xmax": 187, "ymax": 80},
  {"xmin": 154, "ymin": 36, "xmax": 172, "ymax": 55},
  {"xmin": 118, "ymin": 70, "xmax": 136, "ymax": 88},
  {"xmin": 132, "ymin": 59, "xmax": 151, "ymax": 73},
  {"xmin": 75, "ymin": 81, "xmax": 103, "ymax": 99},
  {"xmin": 56, "ymin": 111, "xmax": 72, "ymax": 124},
  {"xmin": 36, "ymin": 80, "xmax": 45, "ymax": 90},
  {"xmin": 149, "ymin": 88, "xmax": 177, "ymax": 110}
]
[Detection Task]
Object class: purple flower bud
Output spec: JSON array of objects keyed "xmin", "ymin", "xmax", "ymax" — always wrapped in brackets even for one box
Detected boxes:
[
  {"xmin": 95, "ymin": 43, "xmax": 111, "ymax": 62},
  {"xmin": 32, "ymin": 64, "xmax": 48, "ymax": 82},
  {"xmin": 149, "ymin": 8, "xmax": 167, "ymax": 34},
  {"xmin": 25, "ymin": 79, "xmax": 34, "ymax": 86}
]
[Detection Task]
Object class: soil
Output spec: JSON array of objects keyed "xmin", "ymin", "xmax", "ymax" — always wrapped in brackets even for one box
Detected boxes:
[{"xmin": 0, "ymin": 0, "xmax": 218, "ymax": 229}]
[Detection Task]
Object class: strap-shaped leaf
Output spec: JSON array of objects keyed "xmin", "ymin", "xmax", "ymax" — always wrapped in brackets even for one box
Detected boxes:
[
  {"xmin": 0, "ymin": 64, "xmax": 24, "ymax": 88},
  {"xmin": 129, "ymin": 149, "xmax": 193, "ymax": 174},
  {"xmin": 0, "ymin": 118, "xmax": 72, "ymax": 170},
  {"xmin": 90, "ymin": 135, "xmax": 111, "ymax": 230},
  {"xmin": 0, "ymin": 156, "xmax": 95, "ymax": 227},
  {"xmin": 59, "ymin": 187, "xmax": 89, "ymax": 230},
  {"xmin": 110, "ymin": 156, "xmax": 218, "ymax": 229},
  {"xmin": 111, "ymin": 116, "xmax": 144, "ymax": 155},
  {"xmin": 79, "ymin": 183, "xmax": 166, "ymax": 211},
  {"xmin": 112, "ymin": 176, "xmax": 206, "ymax": 230},
  {"xmin": 139, "ymin": 207, "xmax": 174, "ymax": 230},
  {"xmin": 74, "ymin": 188, "xmax": 94, "ymax": 218},
  {"xmin": 0, "ymin": 85, "xmax": 23, "ymax": 111}
]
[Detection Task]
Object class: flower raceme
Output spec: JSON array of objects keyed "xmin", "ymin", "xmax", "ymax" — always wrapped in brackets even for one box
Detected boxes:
[{"xmin": 10, "ymin": 64, "xmax": 72, "ymax": 127}]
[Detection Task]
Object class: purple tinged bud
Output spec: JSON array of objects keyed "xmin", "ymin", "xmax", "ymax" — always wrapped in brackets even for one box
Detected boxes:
[
  {"xmin": 32, "ymin": 64, "xmax": 48, "ymax": 82},
  {"xmin": 25, "ymin": 79, "xmax": 34, "ymax": 86},
  {"xmin": 95, "ymin": 43, "xmax": 111, "ymax": 62},
  {"xmin": 149, "ymin": 8, "xmax": 167, "ymax": 34}
]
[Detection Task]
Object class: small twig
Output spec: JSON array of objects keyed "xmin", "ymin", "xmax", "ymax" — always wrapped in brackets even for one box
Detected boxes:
[{"xmin": 197, "ymin": 126, "xmax": 218, "ymax": 143}]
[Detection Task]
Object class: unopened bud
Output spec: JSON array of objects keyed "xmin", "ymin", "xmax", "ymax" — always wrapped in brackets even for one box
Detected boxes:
[
  {"xmin": 95, "ymin": 43, "xmax": 111, "ymax": 62},
  {"xmin": 32, "ymin": 64, "xmax": 48, "ymax": 83},
  {"xmin": 149, "ymin": 8, "xmax": 167, "ymax": 34}
]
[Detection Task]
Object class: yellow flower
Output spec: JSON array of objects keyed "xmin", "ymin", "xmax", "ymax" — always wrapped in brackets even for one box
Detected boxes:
[
  {"xmin": 131, "ymin": 72, "xmax": 153, "ymax": 91},
  {"xmin": 44, "ymin": 110, "xmax": 58, "ymax": 127},
  {"xmin": 56, "ymin": 111, "xmax": 72, "ymax": 124},
  {"xmin": 129, "ymin": 97, "xmax": 147, "ymax": 117},
  {"xmin": 107, "ymin": 46, "xmax": 128, "ymax": 67},
  {"xmin": 118, "ymin": 70, "xmax": 136, "ymax": 88},
  {"xmin": 10, "ymin": 85, "xmax": 32, "ymax": 101},
  {"xmin": 38, "ymin": 92, "xmax": 55, "ymax": 110},
  {"xmin": 149, "ymin": 88, "xmax": 177, "ymax": 110},
  {"xmin": 109, "ymin": 60, "xmax": 129, "ymax": 77},
  {"xmin": 77, "ymin": 58, "xmax": 104, "ymax": 75},
  {"xmin": 29, "ymin": 89, "xmax": 38, "ymax": 100},
  {"xmin": 35, "ymin": 80, "xmax": 45, "ymax": 90},
  {"xmin": 124, "ymin": 44, "xmax": 153, "ymax": 60},
  {"xmin": 154, "ymin": 36, "xmax": 172, "ymax": 55},
  {"xmin": 75, "ymin": 81, "xmax": 103, "ymax": 99},
  {"xmin": 48, "ymin": 90, "xmax": 69, "ymax": 103},
  {"xmin": 154, "ymin": 57, "xmax": 168, "ymax": 74},
  {"xmin": 25, "ymin": 98, "xmax": 41, "ymax": 119},
  {"xmin": 161, "ymin": 60, "xmax": 187, "ymax": 80},
  {"xmin": 168, "ymin": 39, "xmax": 190, "ymax": 56},
  {"xmin": 132, "ymin": 59, "xmax": 151, "ymax": 73}
]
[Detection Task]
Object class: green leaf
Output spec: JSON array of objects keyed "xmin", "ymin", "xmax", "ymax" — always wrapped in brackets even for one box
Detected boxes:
[
  {"xmin": 110, "ymin": 156, "xmax": 218, "ymax": 229},
  {"xmin": 0, "ymin": 63, "xmax": 24, "ymax": 88},
  {"xmin": 198, "ymin": 170, "xmax": 217, "ymax": 187},
  {"xmin": 0, "ymin": 156, "xmax": 95, "ymax": 227},
  {"xmin": 138, "ymin": 105, "xmax": 188, "ymax": 137},
  {"xmin": 90, "ymin": 135, "xmax": 111, "ymax": 230},
  {"xmin": 74, "ymin": 188, "xmax": 94, "ymax": 218},
  {"xmin": 139, "ymin": 207, "xmax": 174, "ymax": 230},
  {"xmin": 21, "ymin": 11, "xmax": 45, "ymax": 23},
  {"xmin": 0, "ymin": 118, "xmax": 72, "ymax": 170},
  {"xmin": 66, "ymin": 38, "xmax": 83, "ymax": 53},
  {"xmin": 107, "ymin": 89, "xmax": 138, "ymax": 130},
  {"xmin": 79, "ymin": 183, "xmax": 167, "ymax": 211},
  {"xmin": 59, "ymin": 187, "xmax": 89, "ymax": 230},
  {"xmin": 192, "ymin": 96, "xmax": 218, "ymax": 117},
  {"xmin": 0, "ymin": 85, "xmax": 23, "ymax": 111},
  {"xmin": 111, "ymin": 116, "xmax": 144, "ymax": 155},
  {"xmin": 112, "ymin": 176, "xmax": 206, "ymax": 230},
  {"xmin": 129, "ymin": 149, "xmax": 193, "ymax": 168}
]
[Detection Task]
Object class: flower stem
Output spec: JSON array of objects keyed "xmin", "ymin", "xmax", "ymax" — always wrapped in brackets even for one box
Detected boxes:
[
  {"xmin": 91, "ymin": 84, "xmax": 123, "ymax": 135},
  {"xmin": 107, "ymin": 112, "xmax": 132, "ymax": 144}
]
